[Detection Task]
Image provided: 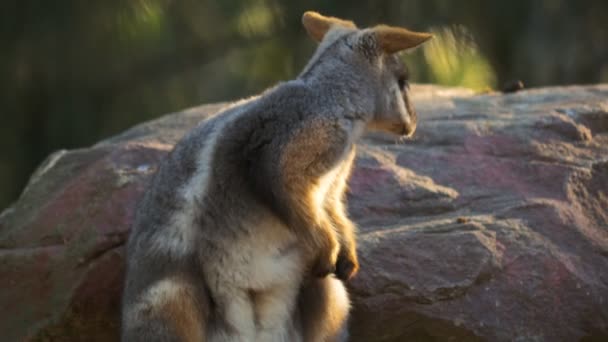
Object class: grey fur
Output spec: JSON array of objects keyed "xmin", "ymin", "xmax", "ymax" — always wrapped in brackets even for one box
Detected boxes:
[{"xmin": 122, "ymin": 12, "xmax": 426, "ymax": 342}]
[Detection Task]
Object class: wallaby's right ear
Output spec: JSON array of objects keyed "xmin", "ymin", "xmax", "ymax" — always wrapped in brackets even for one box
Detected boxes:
[
  {"xmin": 302, "ymin": 11, "xmax": 356, "ymax": 43},
  {"xmin": 373, "ymin": 25, "xmax": 433, "ymax": 54}
]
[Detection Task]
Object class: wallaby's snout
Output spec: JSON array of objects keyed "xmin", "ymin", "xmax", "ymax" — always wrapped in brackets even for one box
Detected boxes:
[
  {"xmin": 377, "ymin": 86, "xmax": 418, "ymax": 137},
  {"xmin": 395, "ymin": 120, "xmax": 416, "ymax": 138},
  {"xmin": 390, "ymin": 116, "xmax": 415, "ymax": 137},
  {"xmin": 400, "ymin": 90, "xmax": 417, "ymax": 137}
]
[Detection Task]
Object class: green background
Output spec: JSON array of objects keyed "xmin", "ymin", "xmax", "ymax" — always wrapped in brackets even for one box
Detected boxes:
[{"xmin": 1, "ymin": 0, "xmax": 607, "ymax": 210}]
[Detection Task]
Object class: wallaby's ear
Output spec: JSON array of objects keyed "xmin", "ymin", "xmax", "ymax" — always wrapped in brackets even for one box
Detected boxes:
[
  {"xmin": 302, "ymin": 11, "xmax": 356, "ymax": 42},
  {"xmin": 373, "ymin": 25, "xmax": 432, "ymax": 54}
]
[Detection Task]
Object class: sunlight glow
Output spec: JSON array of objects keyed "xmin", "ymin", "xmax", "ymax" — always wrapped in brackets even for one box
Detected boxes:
[{"xmin": 422, "ymin": 26, "xmax": 497, "ymax": 91}]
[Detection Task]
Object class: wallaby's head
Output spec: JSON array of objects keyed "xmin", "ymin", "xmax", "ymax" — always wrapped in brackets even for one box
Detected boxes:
[{"xmin": 301, "ymin": 11, "xmax": 432, "ymax": 137}]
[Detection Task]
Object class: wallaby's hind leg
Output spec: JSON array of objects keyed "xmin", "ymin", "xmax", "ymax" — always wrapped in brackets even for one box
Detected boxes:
[
  {"xmin": 122, "ymin": 276, "xmax": 208, "ymax": 342},
  {"xmin": 298, "ymin": 276, "xmax": 350, "ymax": 342}
]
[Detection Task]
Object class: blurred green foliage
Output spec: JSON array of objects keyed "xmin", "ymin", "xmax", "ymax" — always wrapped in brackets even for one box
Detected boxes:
[{"xmin": 1, "ymin": 0, "xmax": 607, "ymax": 210}]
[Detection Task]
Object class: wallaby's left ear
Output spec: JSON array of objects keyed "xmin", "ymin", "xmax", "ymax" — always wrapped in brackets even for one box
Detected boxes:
[
  {"xmin": 373, "ymin": 25, "xmax": 433, "ymax": 54},
  {"xmin": 302, "ymin": 11, "xmax": 356, "ymax": 42}
]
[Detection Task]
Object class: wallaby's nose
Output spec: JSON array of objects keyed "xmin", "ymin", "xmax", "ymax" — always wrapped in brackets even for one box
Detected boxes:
[
  {"xmin": 400, "ymin": 108, "xmax": 417, "ymax": 137},
  {"xmin": 401, "ymin": 92, "xmax": 418, "ymax": 137},
  {"xmin": 401, "ymin": 120, "xmax": 416, "ymax": 137}
]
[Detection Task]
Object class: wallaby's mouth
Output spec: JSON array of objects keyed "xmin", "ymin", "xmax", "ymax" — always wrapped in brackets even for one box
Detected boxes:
[
  {"xmin": 368, "ymin": 119, "xmax": 416, "ymax": 137},
  {"xmin": 395, "ymin": 122, "xmax": 416, "ymax": 137},
  {"xmin": 395, "ymin": 109, "xmax": 417, "ymax": 137},
  {"xmin": 402, "ymin": 95, "xmax": 418, "ymax": 137},
  {"xmin": 403, "ymin": 123, "xmax": 416, "ymax": 137}
]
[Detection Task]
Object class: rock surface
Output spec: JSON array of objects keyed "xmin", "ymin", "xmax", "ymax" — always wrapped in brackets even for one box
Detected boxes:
[{"xmin": 1, "ymin": 85, "xmax": 607, "ymax": 341}]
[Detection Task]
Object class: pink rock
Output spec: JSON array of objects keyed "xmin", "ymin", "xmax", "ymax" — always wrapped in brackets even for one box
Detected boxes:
[{"xmin": 1, "ymin": 85, "xmax": 607, "ymax": 341}]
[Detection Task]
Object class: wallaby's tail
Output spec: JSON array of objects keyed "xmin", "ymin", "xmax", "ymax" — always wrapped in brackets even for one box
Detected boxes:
[
  {"xmin": 298, "ymin": 276, "xmax": 350, "ymax": 342},
  {"xmin": 121, "ymin": 274, "xmax": 210, "ymax": 342}
]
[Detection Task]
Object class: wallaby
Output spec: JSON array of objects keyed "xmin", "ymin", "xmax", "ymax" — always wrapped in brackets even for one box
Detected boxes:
[{"xmin": 122, "ymin": 11, "xmax": 431, "ymax": 342}]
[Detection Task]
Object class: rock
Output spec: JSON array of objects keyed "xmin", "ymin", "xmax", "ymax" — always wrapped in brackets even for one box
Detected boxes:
[{"xmin": 1, "ymin": 84, "xmax": 607, "ymax": 341}]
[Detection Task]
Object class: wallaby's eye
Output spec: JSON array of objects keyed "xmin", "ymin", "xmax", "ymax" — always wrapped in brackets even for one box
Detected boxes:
[{"xmin": 397, "ymin": 77, "xmax": 407, "ymax": 91}]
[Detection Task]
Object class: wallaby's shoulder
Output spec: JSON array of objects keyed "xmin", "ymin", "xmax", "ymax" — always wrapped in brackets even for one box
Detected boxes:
[{"xmin": 250, "ymin": 80, "xmax": 317, "ymax": 116}]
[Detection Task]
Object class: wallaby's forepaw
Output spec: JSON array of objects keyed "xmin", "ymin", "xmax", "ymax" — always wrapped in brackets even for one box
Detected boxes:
[
  {"xmin": 335, "ymin": 249, "xmax": 359, "ymax": 281},
  {"xmin": 312, "ymin": 256, "xmax": 336, "ymax": 278}
]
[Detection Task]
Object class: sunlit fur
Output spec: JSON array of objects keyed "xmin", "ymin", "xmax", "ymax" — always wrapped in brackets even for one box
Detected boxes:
[{"xmin": 122, "ymin": 11, "xmax": 430, "ymax": 342}]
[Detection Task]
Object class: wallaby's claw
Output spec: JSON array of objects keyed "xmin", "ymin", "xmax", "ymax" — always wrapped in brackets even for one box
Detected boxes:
[{"xmin": 335, "ymin": 250, "xmax": 359, "ymax": 281}]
